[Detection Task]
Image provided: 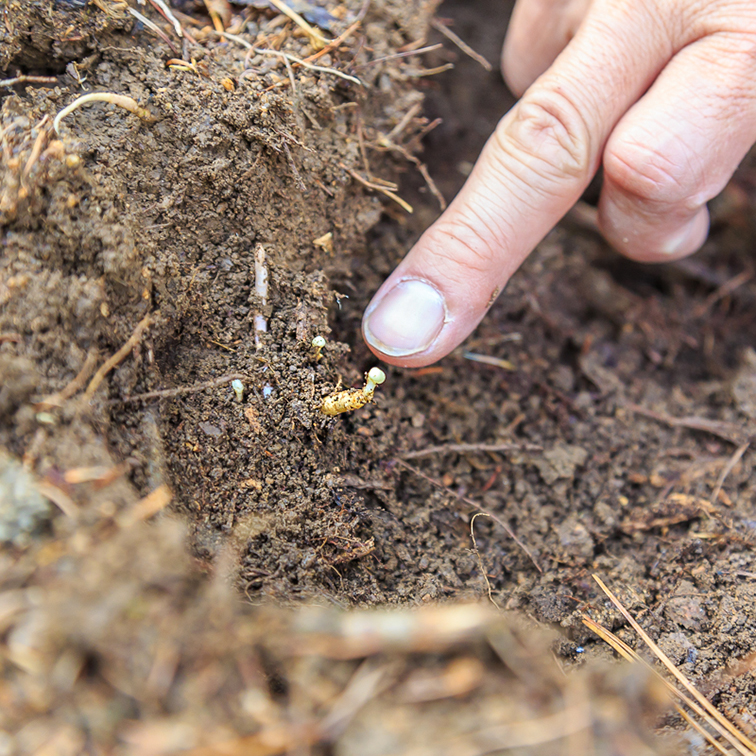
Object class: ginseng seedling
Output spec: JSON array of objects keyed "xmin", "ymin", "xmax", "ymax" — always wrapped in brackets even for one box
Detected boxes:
[{"xmin": 320, "ymin": 367, "xmax": 386, "ymax": 416}]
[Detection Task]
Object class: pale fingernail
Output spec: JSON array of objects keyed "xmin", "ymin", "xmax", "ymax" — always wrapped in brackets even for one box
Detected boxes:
[{"xmin": 363, "ymin": 279, "xmax": 446, "ymax": 357}]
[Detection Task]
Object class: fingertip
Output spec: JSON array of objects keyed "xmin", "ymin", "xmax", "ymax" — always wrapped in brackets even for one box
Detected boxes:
[{"xmin": 600, "ymin": 205, "xmax": 710, "ymax": 263}]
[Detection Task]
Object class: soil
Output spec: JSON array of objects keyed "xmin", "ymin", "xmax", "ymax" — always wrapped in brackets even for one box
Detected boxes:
[{"xmin": 2, "ymin": 0, "xmax": 756, "ymax": 753}]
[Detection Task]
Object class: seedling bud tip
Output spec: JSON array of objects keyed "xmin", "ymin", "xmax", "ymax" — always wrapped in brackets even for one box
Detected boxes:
[
  {"xmin": 311, "ymin": 335, "xmax": 326, "ymax": 361},
  {"xmin": 231, "ymin": 379, "xmax": 244, "ymax": 403}
]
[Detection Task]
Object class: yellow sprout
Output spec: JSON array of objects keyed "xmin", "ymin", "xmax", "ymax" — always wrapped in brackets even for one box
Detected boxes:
[{"xmin": 320, "ymin": 367, "xmax": 386, "ymax": 416}]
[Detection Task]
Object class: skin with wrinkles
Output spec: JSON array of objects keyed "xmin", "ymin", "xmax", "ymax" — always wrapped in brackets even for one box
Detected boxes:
[{"xmin": 362, "ymin": 0, "xmax": 756, "ymax": 368}]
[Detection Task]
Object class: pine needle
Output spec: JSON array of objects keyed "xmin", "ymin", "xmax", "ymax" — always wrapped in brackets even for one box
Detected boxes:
[{"xmin": 584, "ymin": 576, "xmax": 756, "ymax": 756}]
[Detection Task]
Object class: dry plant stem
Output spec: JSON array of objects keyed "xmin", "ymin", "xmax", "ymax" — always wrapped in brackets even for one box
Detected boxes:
[
  {"xmin": 36, "ymin": 350, "xmax": 99, "ymax": 410},
  {"xmin": 253, "ymin": 0, "xmax": 370, "ymax": 94},
  {"xmin": 111, "ymin": 373, "xmax": 248, "ymax": 404},
  {"xmin": 470, "ymin": 513, "xmax": 500, "ymax": 609},
  {"xmin": 254, "ymin": 47, "xmax": 362, "ymax": 86},
  {"xmin": 364, "ymin": 43, "xmax": 443, "ymax": 67},
  {"xmin": 127, "ymin": 7, "xmax": 179, "ymax": 53},
  {"xmin": 267, "ymin": 0, "xmax": 328, "ymax": 50},
  {"xmin": 625, "ymin": 402, "xmax": 750, "ymax": 445},
  {"xmin": 385, "ymin": 102, "xmax": 422, "ymax": 142},
  {"xmin": 36, "ymin": 483, "xmax": 78, "ymax": 518},
  {"xmin": 417, "ymin": 161, "xmax": 447, "ymax": 211},
  {"xmin": 583, "ymin": 617, "xmax": 749, "ymax": 756},
  {"xmin": 254, "ymin": 244, "xmax": 269, "ymax": 348},
  {"xmin": 413, "ymin": 63, "xmax": 455, "ymax": 77},
  {"xmin": 695, "ymin": 268, "xmax": 754, "ymax": 318},
  {"xmin": 215, "ymin": 32, "xmax": 362, "ymax": 86},
  {"xmin": 395, "ymin": 458, "xmax": 542, "ymax": 572},
  {"xmin": 441, "ymin": 705, "xmax": 592, "ymax": 754},
  {"xmin": 400, "ymin": 441, "xmax": 541, "ymax": 460},
  {"xmin": 676, "ymin": 707, "xmax": 739, "ymax": 756},
  {"xmin": 591, "ymin": 575, "xmax": 756, "ymax": 755},
  {"xmin": 84, "ymin": 314, "xmax": 153, "ymax": 402},
  {"xmin": 0, "ymin": 75, "xmax": 57, "ymax": 88},
  {"xmin": 22, "ymin": 120, "xmax": 49, "ymax": 179},
  {"xmin": 376, "ymin": 115, "xmax": 448, "ymax": 210},
  {"xmin": 342, "ymin": 163, "xmax": 413, "ymax": 213},
  {"xmin": 117, "ymin": 484, "xmax": 172, "ymax": 527},
  {"xmin": 54, "ymin": 92, "xmax": 154, "ymax": 135},
  {"xmin": 712, "ymin": 441, "xmax": 750, "ymax": 505},
  {"xmin": 430, "ymin": 18, "xmax": 492, "ymax": 71},
  {"xmin": 148, "ymin": 0, "xmax": 183, "ymax": 37}
]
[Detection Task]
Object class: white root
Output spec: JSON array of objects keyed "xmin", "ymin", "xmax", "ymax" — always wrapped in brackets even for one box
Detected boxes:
[
  {"xmin": 254, "ymin": 244, "xmax": 269, "ymax": 348},
  {"xmin": 54, "ymin": 93, "xmax": 153, "ymax": 135}
]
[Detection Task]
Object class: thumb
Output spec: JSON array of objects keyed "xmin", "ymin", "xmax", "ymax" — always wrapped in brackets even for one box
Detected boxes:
[
  {"xmin": 362, "ymin": 5, "xmax": 670, "ymax": 368},
  {"xmin": 361, "ymin": 93, "xmax": 596, "ymax": 368}
]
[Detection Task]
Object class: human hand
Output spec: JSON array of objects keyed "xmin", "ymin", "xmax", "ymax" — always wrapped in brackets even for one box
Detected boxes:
[{"xmin": 362, "ymin": 0, "xmax": 756, "ymax": 367}]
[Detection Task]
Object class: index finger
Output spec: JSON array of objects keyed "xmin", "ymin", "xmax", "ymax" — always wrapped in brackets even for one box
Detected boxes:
[{"xmin": 362, "ymin": 2, "xmax": 674, "ymax": 367}]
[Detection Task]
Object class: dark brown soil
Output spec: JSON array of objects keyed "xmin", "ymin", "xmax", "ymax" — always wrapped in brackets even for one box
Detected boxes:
[{"xmin": 2, "ymin": 0, "xmax": 756, "ymax": 753}]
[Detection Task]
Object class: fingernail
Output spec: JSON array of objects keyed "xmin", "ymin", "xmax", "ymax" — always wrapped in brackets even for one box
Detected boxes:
[{"xmin": 363, "ymin": 279, "xmax": 446, "ymax": 357}]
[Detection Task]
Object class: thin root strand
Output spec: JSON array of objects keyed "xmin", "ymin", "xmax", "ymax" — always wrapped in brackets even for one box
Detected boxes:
[{"xmin": 54, "ymin": 93, "xmax": 155, "ymax": 135}]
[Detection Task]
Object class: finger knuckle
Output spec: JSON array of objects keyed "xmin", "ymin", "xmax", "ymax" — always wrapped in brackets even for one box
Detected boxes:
[
  {"xmin": 425, "ymin": 210, "xmax": 507, "ymax": 282},
  {"xmin": 497, "ymin": 87, "xmax": 593, "ymax": 184},
  {"xmin": 604, "ymin": 137, "xmax": 700, "ymax": 211}
]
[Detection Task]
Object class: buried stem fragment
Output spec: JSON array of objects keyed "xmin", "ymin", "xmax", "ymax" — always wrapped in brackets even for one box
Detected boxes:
[
  {"xmin": 83, "ymin": 314, "xmax": 153, "ymax": 402},
  {"xmin": 54, "ymin": 93, "xmax": 154, "ymax": 135},
  {"xmin": 254, "ymin": 244, "xmax": 269, "ymax": 348}
]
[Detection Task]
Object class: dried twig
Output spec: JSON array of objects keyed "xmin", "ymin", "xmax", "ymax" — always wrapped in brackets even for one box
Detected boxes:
[
  {"xmin": 36, "ymin": 483, "xmax": 78, "ymax": 518},
  {"xmin": 252, "ymin": 0, "xmax": 369, "ymax": 95},
  {"xmin": 22, "ymin": 118, "xmax": 49, "ymax": 179},
  {"xmin": 694, "ymin": 269, "xmax": 754, "ymax": 318},
  {"xmin": 36, "ymin": 351, "xmax": 99, "ymax": 410},
  {"xmin": 128, "ymin": 7, "xmax": 179, "ymax": 53},
  {"xmin": 110, "ymin": 373, "xmax": 248, "ymax": 404},
  {"xmin": 470, "ymin": 513, "xmax": 500, "ymax": 609},
  {"xmin": 363, "ymin": 43, "xmax": 443, "ymax": 67},
  {"xmin": 400, "ymin": 442, "xmax": 541, "ymax": 460},
  {"xmin": 148, "ymin": 0, "xmax": 183, "ymax": 37},
  {"xmin": 711, "ymin": 441, "xmax": 750, "ymax": 506},
  {"xmin": 84, "ymin": 315, "xmax": 153, "ymax": 402},
  {"xmin": 267, "ymin": 0, "xmax": 328, "ymax": 50},
  {"xmin": 385, "ymin": 103, "xmax": 422, "ymax": 142},
  {"xmin": 216, "ymin": 31, "xmax": 362, "ymax": 86},
  {"xmin": 374, "ymin": 108, "xmax": 447, "ymax": 210},
  {"xmin": 341, "ymin": 163, "xmax": 413, "ymax": 213},
  {"xmin": 586, "ymin": 575, "xmax": 756, "ymax": 756},
  {"xmin": 0, "ymin": 75, "xmax": 57, "ymax": 88},
  {"xmin": 625, "ymin": 402, "xmax": 750, "ymax": 445},
  {"xmin": 117, "ymin": 484, "xmax": 172, "ymax": 527},
  {"xmin": 411, "ymin": 63, "xmax": 455, "ymax": 77},
  {"xmin": 395, "ymin": 458, "xmax": 542, "ymax": 572},
  {"xmin": 416, "ymin": 161, "xmax": 447, "ymax": 210},
  {"xmin": 431, "ymin": 18, "xmax": 492, "ymax": 71}
]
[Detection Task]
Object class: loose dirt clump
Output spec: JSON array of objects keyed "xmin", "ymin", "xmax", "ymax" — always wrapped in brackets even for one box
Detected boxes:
[{"xmin": 2, "ymin": 0, "xmax": 756, "ymax": 753}]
